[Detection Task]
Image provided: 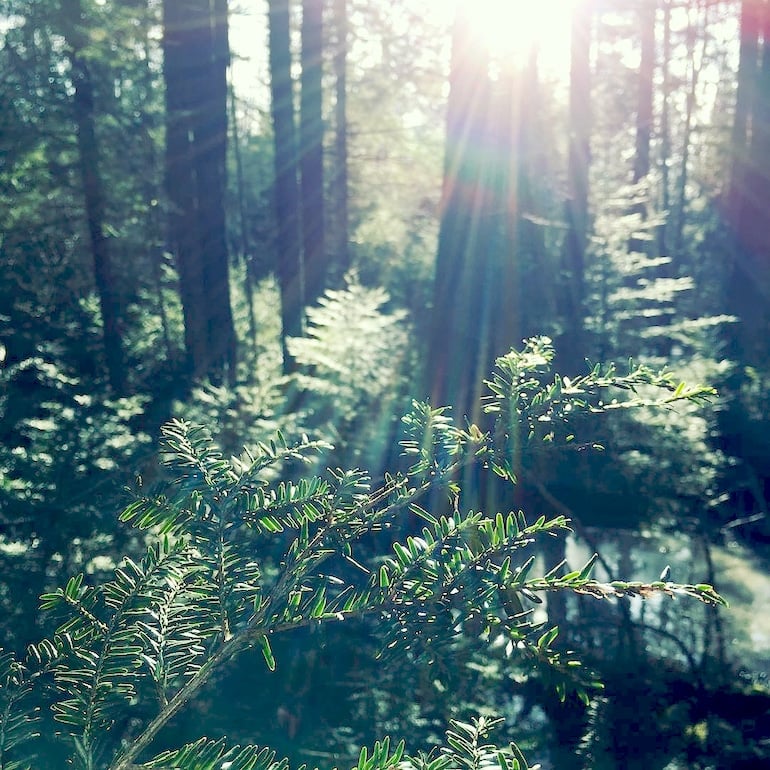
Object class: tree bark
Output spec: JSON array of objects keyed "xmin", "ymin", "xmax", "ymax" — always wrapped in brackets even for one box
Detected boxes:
[
  {"xmin": 268, "ymin": 0, "xmax": 303, "ymax": 372},
  {"xmin": 230, "ymin": 85, "xmax": 259, "ymax": 362},
  {"xmin": 62, "ymin": 0, "xmax": 127, "ymax": 395},
  {"xmin": 658, "ymin": 0, "xmax": 671, "ymax": 258},
  {"xmin": 429, "ymin": 9, "xmax": 497, "ymax": 424},
  {"xmin": 633, "ymin": 0, "xmax": 655, "ymax": 185},
  {"xmin": 720, "ymin": 0, "xmax": 770, "ymax": 560},
  {"xmin": 140, "ymin": 2, "xmax": 173, "ymax": 363},
  {"xmin": 727, "ymin": 0, "xmax": 770, "ymax": 366},
  {"xmin": 163, "ymin": 0, "xmax": 236, "ymax": 382},
  {"xmin": 164, "ymin": 0, "xmax": 206, "ymax": 378},
  {"xmin": 747, "ymin": 2, "xmax": 770, "ymax": 177},
  {"xmin": 560, "ymin": 0, "xmax": 593, "ymax": 371},
  {"xmin": 726, "ymin": 0, "xmax": 770, "ymax": 259},
  {"xmin": 332, "ymin": 0, "xmax": 349, "ymax": 275},
  {"xmin": 195, "ymin": 0, "xmax": 236, "ymax": 378},
  {"xmin": 731, "ymin": 0, "xmax": 761, "ymax": 178},
  {"xmin": 300, "ymin": 0, "xmax": 326, "ymax": 303},
  {"xmin": 628, "ymin": 0, "xmax": 656, "ymax": 255},
  {"xmin": 673, "ymin": 1, "xmax": 709, "ymax": 263}
]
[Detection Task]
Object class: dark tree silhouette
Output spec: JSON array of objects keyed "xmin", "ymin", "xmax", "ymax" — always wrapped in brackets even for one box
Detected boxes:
[
  {"xmin": 429, "ymin": 10, "xmax": 519, "ymax": 426},
  {"xmin": 332, "ymin": 0, "xmax": 350, "ymax": 275},
  {"xmin": 62, "ymin": 0, "xmax": 127, "ymax": 394},
  {"xmin": 163, "ymin": 0, "xmax": 236, "ymax": 381},
  {"xmin": 300, "ymin": 0, "xmax": 326, "ymax": 303},
  {"xmin": 560, "ymin": 0, "xmax": 593, "ymax": 370},
  {"xmin": 268, "ymin": 0, "xmax": 303, "ymax": 372}
]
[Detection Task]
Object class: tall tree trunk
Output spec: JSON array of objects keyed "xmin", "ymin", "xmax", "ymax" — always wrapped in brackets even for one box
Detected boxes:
[
  {"xmin": 516, "ymin": 49, "xmax": 551, "ymax": 340},
  {"xmin": 163, "ymin": 0, "xmax": 236, "ymax": 382},
  {"xmin": 131, "ymin": 0, "xmax": 173, "ymax": 364},
  {"xmin": 628, "ymin": 0, "xmax": 656, "ymax": 255},
  {"xmin": 195, "ymin": 0, "xmax": 236, "ymax": 378},
  {"xmin": 747, "ymin": 2, "xmax": 770, "ymax": 180},
  {"xmin": 230, "ymin": 85, "xmax": 259, "ymax": 362},
  {"xmin": 728, "ymin": 0, "xmax": 770, "ymax": 366},
  {"xmin": 268, "ymin": 0, "xmax": 303, "ymax": 372},
  {"xmin": 560, "ymin": 0, "xmax": 592, "ymax": 371},
  {"xmin": 428, "ymin": 9, "xmax": 497, "ymax": 424},
  {"xmin": 164, "ymin": 0, "xmax": 206, "ymax": 377},
  {"xmin": 300, "ymin": 0, "xmax": 326, "ymax": 303},
  {"xmin": 720, "ymin": 1, "xmax": 770, "ymax": 532},
  {"xmin": 731, "ymin": 0, "xmax": 761, "ymax": 183},
  {"xmin": 429, "ymin": 10, "xmax": 536, "ymax": 519},
  {"xmin": 332, "ymin": 0, "xmax": 349, "ymax": 275},
  {"xmin": 62, "ymin": 0, "xmax": 127, "ymax": 395},
  {"xmin": 673, "ymin": 1, "xmax": 708, "ymax": 263},
  {"xmin": 428, "ymin": 8, "xmax": 548, "ymax": 523},
  {"xmin": 726, "ymin": 0, "xmax": 762, "ymax": 241},
  {"xmin": 658, "ymin": 0, "xmax": 672, "ymax": 258},
  {"xmin": 633, "ymin": 0, "xmax": 655, "ymax": 185}
]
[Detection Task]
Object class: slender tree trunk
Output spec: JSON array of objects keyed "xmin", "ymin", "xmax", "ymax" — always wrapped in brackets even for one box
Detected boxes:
[
  {"xmin": 230, "ymin": 85, "xmax": 259, "ymax": 362},
  {"xmin": 516, "ymin": 49, "xmax": 553, "ymax": 340},
  {"xmin": 726, "ymin": 0, "xmax": 761, "ymax": 255},
  {"xmin": 747, "ymin": 2, "xmax": 770, "ymax": 177},
  {"xmin": 140, "ymin": 3, "xmax": 172, "ymax": 362},
  {"xmin": 332, "ymin": 0, "xmax": 349, "ymax": 275},
  {"xmin": 63, "ymin": 0, "xmax": 127, "ymax": 395},
  {"xmin": 300, "ymin": 0, "xmax": 326, "ymax": 303},
  {"xmin": 658, "ymin": 0, "xmax": 671, "ymax": 258},
  {"xmin": 268, "ymin": 0, "xmax": 303, "ymax": 372},
  {"xmin": 560, "ymin": 0, "xmax": 592, "ymax": 370},
  {"xmin": 633, "ymin": 0, "xmax": 655, "ymax": 185},
  {"xmin": 673, "ymin": 1, "xmax": 709, "ymax": 263},
  {"xmin": 628, "ymin": 0, "xmax": 656, "ymax": 255}
]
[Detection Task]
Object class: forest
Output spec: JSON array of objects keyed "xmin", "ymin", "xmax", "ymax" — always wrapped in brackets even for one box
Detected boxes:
[{"xmin": 1, "ymin": 0, "xmax": 769, "ymax": 768}]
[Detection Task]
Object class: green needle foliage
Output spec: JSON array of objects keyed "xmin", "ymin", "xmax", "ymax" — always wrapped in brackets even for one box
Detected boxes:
[{"xmin": 0, "ymin": 340, "xmax": 724, "ymax": 770}]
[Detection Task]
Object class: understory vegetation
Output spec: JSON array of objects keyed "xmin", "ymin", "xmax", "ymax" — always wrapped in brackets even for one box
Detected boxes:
[{"xmin": 1, "ymin": 340, "xmax": 728, "ymax": 769}]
